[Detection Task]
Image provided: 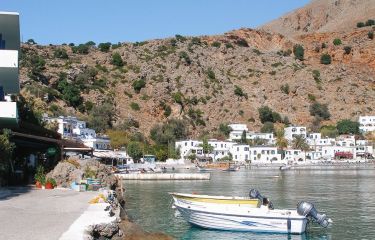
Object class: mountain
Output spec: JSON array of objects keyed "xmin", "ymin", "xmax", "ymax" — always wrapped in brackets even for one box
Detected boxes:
[
  {"xmin": 261, "ymin": 0, "xmax": 375, "ymax": 36},
  {"xmin": 19, "ymin": 1, "xmax": 375, "ymax": 139}
]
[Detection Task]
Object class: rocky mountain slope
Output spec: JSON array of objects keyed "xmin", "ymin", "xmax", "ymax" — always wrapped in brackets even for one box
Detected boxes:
[
  {"xmin": 19, "ymin": 2, "xmax": 375, "ymax": 139},
  {"xmin": 262, "ymin": 0, "xmax": 375, "ymax": 36}
]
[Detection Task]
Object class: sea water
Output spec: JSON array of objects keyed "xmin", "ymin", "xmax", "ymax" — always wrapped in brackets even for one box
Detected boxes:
[{"xmin": 124, "ymin": 166, "xmax": 375, "ymax": 240}]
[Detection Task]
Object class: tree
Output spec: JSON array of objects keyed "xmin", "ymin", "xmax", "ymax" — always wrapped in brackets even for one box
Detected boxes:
[
  {"xmin": 366, "ymin": 19, "xmax": 375, "ymax": 26},
  {"xmin": 333, "ymin": 38, "xmax": 342, "ymax": 46},
  {"xmin": 219, "ymin": 123, "xmax": 232, "ymax": 137},
  {"xmin": 107, "ymin": 130, "xmax": 129, "ymax": 149},
  {"xmin": 336, "ymin": 119, "xmax": 360, "ymax": 135},
  {"xmin": 343, "ymin": 46, "xmax": 352, "ymax": 54},
  {"xmin": 127, "ymin": 141, "xmax": 143, "ymax": 162},
  {"xmin": 27, "ymin": 54, "xmax": 46, "ymax": 81},
  {"xmin": 71, "ymin": 44, "xmax": 89, "ymax": 54},
  {"xmin": 357, "ymin": 22, "xmax": 365, "ymax": 28},
  {"xmin": 132, "ymin": 79, "xmax": 146, "ymax": 93},
  {"xmin": 150, "ymin": 119, "xmax": 188, "ymax": 145},
  {"xmin": 368, "ymin": 31, "xmax": 374, "ymax": 40},
  {"xmin": 0, "ymin": 129, "xmax": 16, "ymax": 181},
  {"xmin": 309, "ymin": 102, "xmax": 330, "ymax": 120},
  {"xmin": 111, "ymin": 52, "xmax": 124, "ymax": 67},
  {"xmin": 261, "ymin": 122, "xmax": 275, "ymax": 133},
  {"xmin": 258, "ymin": 106, "xmax": 282, "ymax": 124},
  {"xmin": 274, "ymin": 123, "xmax": 288, "ymax": 159},
  {"xmin": 26, "ymin": 39, "xmax": 36, "ymax": 45},
  {"xmin": 98, "ymin": 42, "xmax": 112, "ymax": 52},
  {"xmin": 292, "ymin": 135, "xmax": 310, "ymax": 161},
  {"xmin": 85, "ymin": 41, "xmax": 96, "ymax": 46},
  {"xmin": 88, "ymin": 102, "xmax": 115, "ymax": 133},
  {"xmin": 234, "ymin": 85, "xmax": 248, "ymax": 99},
  {"xmin": 240, "ymin": 130, "xmax": 247, "ymax": 144},
  {"xmin": 320, "ymin": 54, "xmax": 332, "ymax": 65},
  {"xmin": 53, "ymin": 48, "xmax": 69, "ymax": 59},
  {"xmin": 200, "ymin": 138, "xmax": 214, "ymax": 156},
  {"xmin": 293, "ymin": 44, "xmax": 304, "ymax": 61}
]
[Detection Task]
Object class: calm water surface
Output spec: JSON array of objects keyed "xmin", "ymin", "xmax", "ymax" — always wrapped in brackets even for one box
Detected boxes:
[{"xmin": 124, "ymin": 166, "xmax": 375, "ymax": 240}]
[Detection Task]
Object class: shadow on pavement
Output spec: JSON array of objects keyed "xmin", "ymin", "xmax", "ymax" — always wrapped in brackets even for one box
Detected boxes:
[{"xmin": 0, "ymin": 185, "xmax": 34, "ymax": 200}]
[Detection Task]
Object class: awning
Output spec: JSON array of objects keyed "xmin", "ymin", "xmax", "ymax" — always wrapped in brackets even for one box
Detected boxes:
[{"xmin": 93, "ymin": 150, "xmax": 129, "ymax": 159}]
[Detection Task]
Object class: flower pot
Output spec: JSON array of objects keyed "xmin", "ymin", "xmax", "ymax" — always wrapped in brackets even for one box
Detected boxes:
[
  {"xmin": 35, "ymin": 181, "xmax": 42, "ymax": 189},
  {"xmin": 45, "ymin": 182, "xmax": 54, "ymax": 189}
]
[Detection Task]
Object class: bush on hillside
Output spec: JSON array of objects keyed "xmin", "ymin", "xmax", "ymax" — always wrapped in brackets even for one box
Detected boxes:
[
  {"xmin": 132, "ymin": 79, "xmax": 146, "ymax": 93},
  {"xmin": 293, "ymin": 44, "xmax": 304, "ymax": 61},
  {"xmin": 234, "ymin": 85, "xmax": 248, "ymax": 99},
  {"xmin": 368, "ymin": 31, "xmax": 374, "ymax": 40},
  {"xmin": 343, "ymin": 46, "xmax": 352, "ymax": 54},
  {"xmin": 357, "ymin": 22, "xmax": 365, "ymax": 28},
  {"xmin": 71, "ymin": 44, "xmax": 89, "ymax": 54},
  {"xmin": 130, "ymin": 102, "xmax": 140, "ymax": 111},
  {"xmin": 309, "ymin": 102, "xmax": 330, "ymax": 120},
  {"xmin": 258, "ymin": 106, "xmax": 282, "ymax": 124},
  {"xmin": 336, "ymin": 119, "xmax": 360, "ymax": 135},
  {"xmin": 320, "ymin": 54, "xmax": 332, "ymax": 65},
  {"xmin": 111, "ymin": 52, "xmax": 124, "ymax": 67},
  {"xmin": 53, "ymin": 48, "xmax": 69, "ymax": 59},
  {"xmin": 211, "ymin": 41, "xmax": 221, "ymax": 48},
  {"xmin": 98, "ymin": 42, "xmax": 111, "ymax": 52},
  {"xmin": 150, "ymin": 119, "xmax": 188, "ymax": 145},
  {"xmin": 365, "ymin": 19, "xmax": 375, "ymax": 26},
  {"xmin": 333, "ymin": 38, "xmax": 342, "ymax": 46}
]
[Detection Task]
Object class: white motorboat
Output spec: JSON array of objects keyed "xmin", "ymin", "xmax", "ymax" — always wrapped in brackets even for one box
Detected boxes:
[{"xmin": 171, "ymin": 189, "xmax": 331, "ymax": 234}]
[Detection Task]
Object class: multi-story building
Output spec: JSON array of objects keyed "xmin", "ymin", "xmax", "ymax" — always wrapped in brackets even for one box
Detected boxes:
[
  {"xmin": 43, "ymin": 116, "xmax": 110, "ymax": 150},
  {"xmin": 284, "ymin": 126, "xmax": 307, "ymax": 141},
  {"xmin": 230, "ymin": 144, "xmax": 250, "ymax": 162},
  {"xmin": 249, "ymin": 146, "xmax": 281, "ymax": 162},
  {"xmin": 228, "ymin": 124, "xmax": 274, "ymax": 145},
  {"xmin": 359, "ymin": 116, "xmax": 375, "ymax": 133}
]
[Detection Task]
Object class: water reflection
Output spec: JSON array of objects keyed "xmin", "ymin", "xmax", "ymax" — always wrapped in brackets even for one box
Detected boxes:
[{"xmin": 124, "ymin": 166, "xmax": 375, "ymax": 240}]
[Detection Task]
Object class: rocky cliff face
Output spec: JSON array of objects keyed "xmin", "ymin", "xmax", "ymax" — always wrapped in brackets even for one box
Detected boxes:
[
  {"xmin": 19, "ymin": 2, "xmax": 375, "ymax": 139},
  {"xmin": 261, "ymin": 0, "xmax": 375, "ymax": 36}
]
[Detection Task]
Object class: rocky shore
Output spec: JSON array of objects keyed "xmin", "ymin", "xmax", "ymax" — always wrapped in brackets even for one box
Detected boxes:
[{"xmin": 47, "ymin": 158, "xmax": 173, "ymax": 240}]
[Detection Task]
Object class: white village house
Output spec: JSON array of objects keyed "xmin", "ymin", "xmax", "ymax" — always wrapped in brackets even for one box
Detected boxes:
[{"xmin": 359, "ymin": 116, "xmax": 375, "ymax": 133}]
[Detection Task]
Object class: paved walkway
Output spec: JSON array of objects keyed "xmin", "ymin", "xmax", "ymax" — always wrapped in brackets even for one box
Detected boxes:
[{"xmin": 0, "ymin": 187, "xmax": 97, "ymax": 240}]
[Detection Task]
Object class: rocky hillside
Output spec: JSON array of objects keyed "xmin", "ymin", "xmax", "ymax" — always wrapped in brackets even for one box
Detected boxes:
[
  {"xmin": 19, "ymin": 3, "xmax": 375, "ymax": 139},
  {"xmin": 262, "ymin": 0, "xmax": 375, "ymax": 36}
]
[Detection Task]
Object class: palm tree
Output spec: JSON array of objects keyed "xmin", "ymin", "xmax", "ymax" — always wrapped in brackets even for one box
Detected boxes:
[
  {"xmin": 274, "ymin": 124, "xmax": 288, "ymax": 160},
  {"xmin": 292, "ymin": 135, "xmax": 310, "ymax": 161}
]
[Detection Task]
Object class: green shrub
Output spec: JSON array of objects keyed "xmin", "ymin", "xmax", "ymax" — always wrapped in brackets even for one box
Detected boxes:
[
  {"xmin": 320, "ymin": 54, "xmax": 332, "ymax": 65},
  {"xmin": 85, "ymin": 41, "xmax": 96, "ymax": 46},
  {"xmin": 309, "ymin": 102, "xmax": 330, "ymax": 120},
  {"xmin": 368, "ymin": 31, "xmax": 374, "ymax": 40},
  {"xmin": 191, "ymin": 37, "xmax": 201, "ymax": 45},
  {"xmin": 132, "ymin": 79, "xmax": 146, "ymax": 93},
  {"xmin": 293, "ymin": 44, "xmax": 304, "ymax": 61},
  {"xmin": 206, "ymin": 68, "xmax": 215, "ymax": 80},
  {"xmin": 160, "ymin": 102, "xmax": 172, "ymax": 117},
  {"xmin": 258, "ymin": 106, "xmax": 282, "ymax": 123},
  {"xmin": 343, "ymin": 46, "xmax": 352, "ymax": 54},
  {"xmin": 280, "ymin": 84, "xmax": 290, "ymax": 94},
  {"xmin": 26, "ymin": 39, "xmax": 37, "ymax": 45},
  {"xmin": 312, "ymin": 70, "xmax": 321, "ymax": 84},
  {"xmin": 27, "ymin": 54, "xmax": 46, "ymax": 81},
  {"xmin": 211, "ymin": 41, "xmax": 221, "ymax": 48},
  {"xmin": 71, "ymin": 44, "xmax": 89, "ymax": 54},
  {"xmin": 179, "ymin": 51, "xmax": 191, "ymax": 65},
  {"xmin": 172, "ymin": 92, "xmax": 184, "ymax": 105},
  {"xmin": 225, "ymin": 43, "xmax": 234, "ymax": 49},
  {"xmin": 98, "ymin": 42, "xmax": 112, "ymax": 52},
  {"xmin": 53, "ymin": 48, "xmax": 69, "ymax": 59},
  {"xmin": 261, "ymin": 122, "xmax": 274, "ymax": 133},
  {"xmin": 321, "ymin": 43, "xmax": 327, "ymax": 49},
  {"xmin": 150, "ymin": 119, "xmax": 188, "ymax": 145},
  {"xmin": 111, "ymin": 42, "xmax": 122, "ymax": 49},
  {"xmin": 365, "ymin": 19, "xmax": 375, "ymax": 26},
  {"xmin": 336, "ymin": 119, "xmax": 360, "ymax": 134},
  {"xmin": 175, "ymin": 34, "xmax": 187, "ymax": 42},
  {"xmin": 307, "ymin": 94, "xmax": 316, "ymax": 101},
  {"xmin": 235, "ymin": 39, "xmax": 249, "ymax": 47},
  {"xmin": 333, "ymin": 38, "xmax": 342, "ymax": 46},
  {"xmin": 234, "ymin": 85, "xmax": 248, "ymax": 99},
  {"xmin": 111, "ymin": 52, "xmax": 124, "ymax": 67},
  {"xmin": 357, "ymin": 22, "xmax": 365, "ymax": 28},
  {"xmin": 219, "ymin": 123, "xmax": 232, "ymax": 137},
  {"xmin": 130, "ymin": 102, "xmax": 140, "ymax": 111}
]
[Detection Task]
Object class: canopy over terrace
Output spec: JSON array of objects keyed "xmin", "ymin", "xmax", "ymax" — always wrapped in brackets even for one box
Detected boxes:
[{"xmin": 93, "ymin": 150, "xmax": 132, "ymax": 166}]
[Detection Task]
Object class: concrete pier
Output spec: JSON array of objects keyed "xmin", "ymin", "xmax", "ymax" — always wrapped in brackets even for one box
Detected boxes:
[{"xmin": 115, "ymin": 173, "xmax": 210, "ymax": 180}]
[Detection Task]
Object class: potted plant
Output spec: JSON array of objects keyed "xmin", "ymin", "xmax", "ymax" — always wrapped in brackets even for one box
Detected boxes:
[
  {"xmin": 45, "ymin": 178, "xmax": 57, "ymax": 189},
  {"xmin": 34, "ymin": 166, "xmax": 46, "ymax": 189}
]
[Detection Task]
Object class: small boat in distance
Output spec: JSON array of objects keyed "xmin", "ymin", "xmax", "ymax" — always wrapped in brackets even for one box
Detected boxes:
[
  {"xmin": 279, "ymin": 164, "xmax": 291, "ymax": 171},
  {"xmin": 170, "ymin": 189, "xmax": 331, "ymax": 234},
  {"xmin": 222, "ymin": 165, "xmax": 240, "ymax": 172}
]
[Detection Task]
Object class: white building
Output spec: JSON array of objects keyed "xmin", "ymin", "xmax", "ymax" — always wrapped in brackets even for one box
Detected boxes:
[
  {"xmin": 307, "ymin": 133, "xmax": 335, "ymax": 152},
  {"xmin": 229, "ymin": 123, "xmax": 248, "ymax": 140},
  {"xmin": 208, "ymin": 140, "xmax": 235, "ymax": 161},
  {"xmin": 230, "ymin": 144, "xmax": 250, "ymax": 162},
  {"xmin": 284, "ymin": 126, "xmax": 307, "ymax": 141},
  {"xmin": 321, "ymin": 145, "xmax": 357, "ymax": 159},
  {"xmin": 43, "ymin": 115, "xmax": 111, "ymax": 150},
  {"xmin": 284, "ymin": 149, "xmax": 305, "ymax": 162},
  {"xmin": 175, "ymin": 140, "xmax": 203, "ymax": 159},
  {"xmin": 249, "ymin": 146, "xmax": 281, "ymax": 162},
  {"xmin": 359, "ymin": 116, "xmax": 375, "ymax": 133},
  {"xmin": 228, "ymin": 124, "xmax": 274, "ymax": 145}
]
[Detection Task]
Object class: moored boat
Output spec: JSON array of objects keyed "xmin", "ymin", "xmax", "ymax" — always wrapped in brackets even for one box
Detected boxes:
[
  {"xmin": 170, "ymin": 189, "xmax": 331, "ymax": 234},
  {"xmin": 170, "ymin": 192, "xmax": 260, "ymax": 210}
]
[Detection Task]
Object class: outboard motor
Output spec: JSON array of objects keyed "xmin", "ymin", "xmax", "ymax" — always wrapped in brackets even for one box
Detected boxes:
[
  {"xmin": 249, "ymin": 189, "xmax": 274, "ymax": 209},
  {"xmin": 297, "ymin": 201, "xmax": 331, "ymax": 228}
]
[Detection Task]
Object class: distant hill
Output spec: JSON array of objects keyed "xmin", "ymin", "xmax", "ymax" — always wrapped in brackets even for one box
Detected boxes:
[
  {"xmin": 261, "ymin": 0, "xmax": 375, "ymax": 36},
  {"xmin": 19, "ymin": 1, "xmax": 375, "ymax": 139}
]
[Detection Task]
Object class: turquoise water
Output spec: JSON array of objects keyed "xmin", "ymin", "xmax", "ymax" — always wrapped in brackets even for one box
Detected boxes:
[{"xmin": 124, "ymin": 166, "xmax": 375, "ymax": 240}]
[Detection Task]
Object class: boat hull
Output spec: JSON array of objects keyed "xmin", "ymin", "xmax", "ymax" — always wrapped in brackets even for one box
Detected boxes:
[{"xmin": 175, "ymin": 204, "xmax": 307, "ymax": 234}]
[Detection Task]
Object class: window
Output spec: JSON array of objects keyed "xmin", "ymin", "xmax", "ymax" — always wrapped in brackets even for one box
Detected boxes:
[
  {"xmin": 271, "ymin": 150, "xmax": 275, "ymax": 154},
  {"xmin": 245, "ymin": 154, "xmax": 248, "ymax": 160},
  {"xmin": 261, "ymin": 150, "xmax": 265, "ymax": 154},
  {"xmin": 244, "ymin": 147, "xmax": 249, "ymax": 151},
  {"xmin": 185, "ymin": 142, "xmax": 187, "ymax": 146},
  {"xmin": 254, "ymin": 150, "xmax": 257, "ymax": 154},
  {"xmin": 237, "ymin": 147, "xmax": 239, "ymax": 151}
]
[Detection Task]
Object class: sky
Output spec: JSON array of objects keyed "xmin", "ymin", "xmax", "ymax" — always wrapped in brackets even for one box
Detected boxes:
[{"xmin": 2, "ymin": 0, "xmax": 310, "ymax": 45}]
